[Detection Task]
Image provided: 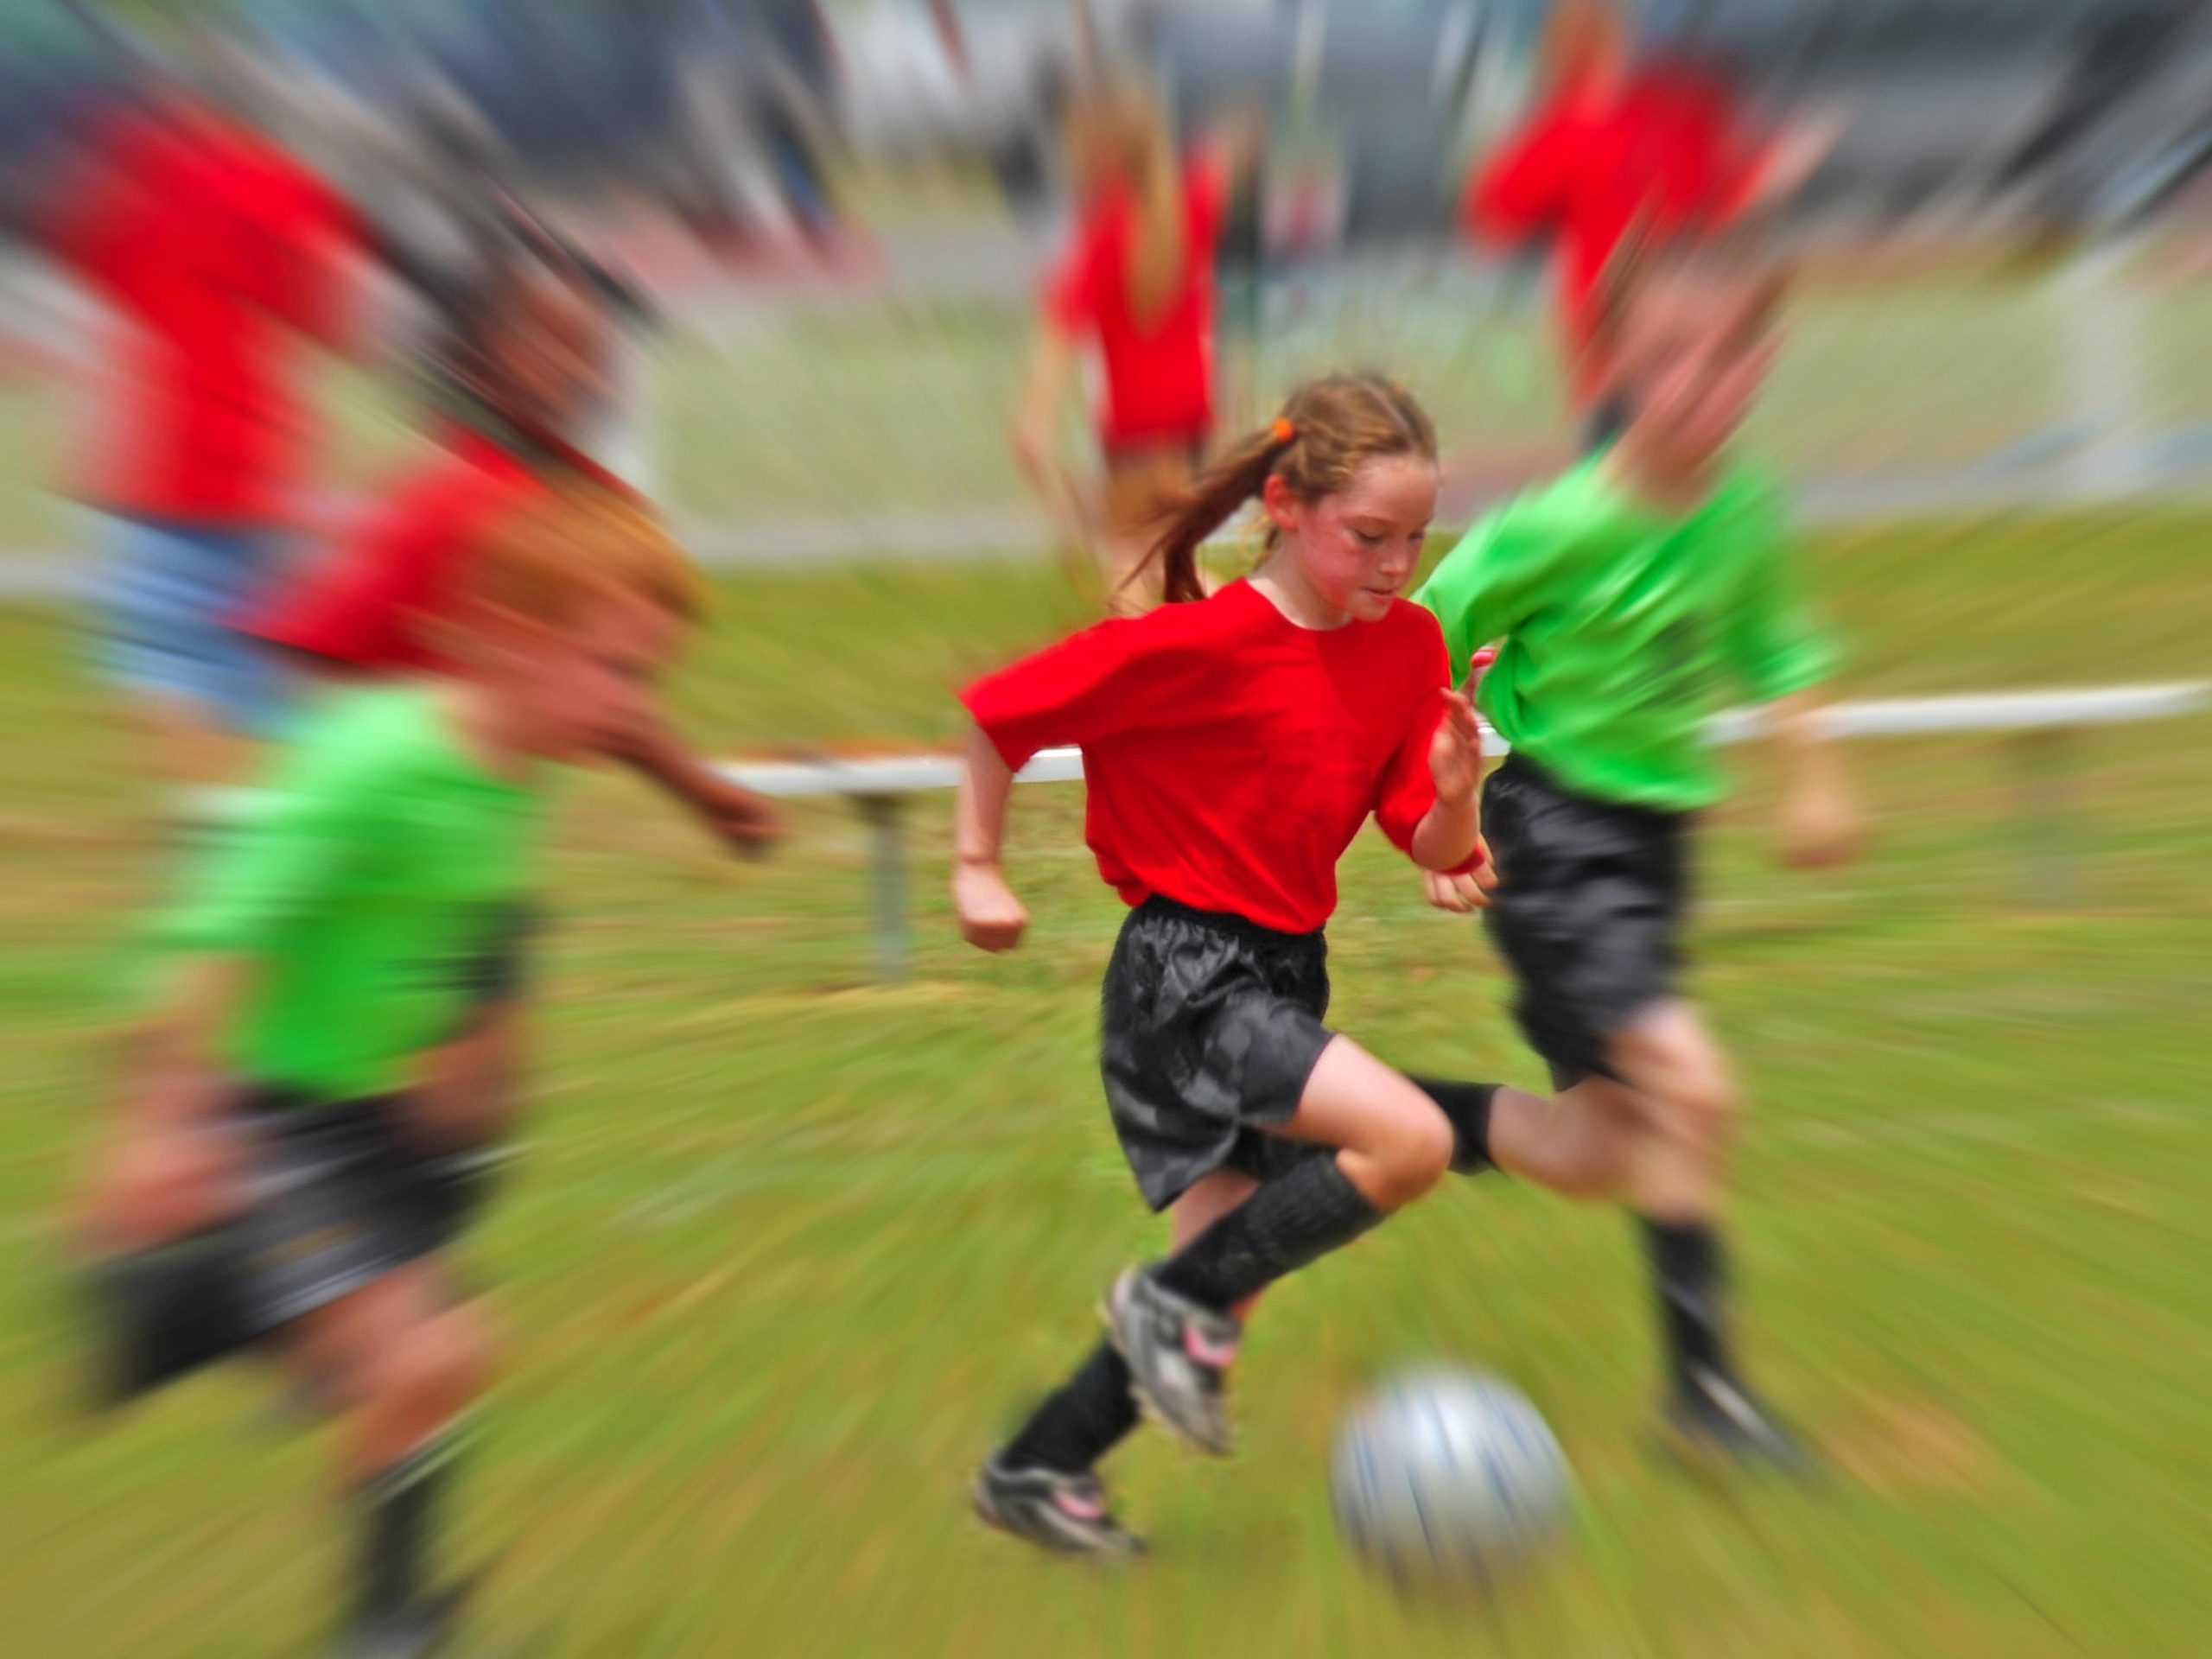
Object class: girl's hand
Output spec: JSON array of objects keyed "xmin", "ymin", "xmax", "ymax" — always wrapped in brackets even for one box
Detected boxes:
[
  {"xmin": 1428, "ymin": 690, "xmax": 1484, "ymax": 806},
  {"xmin": 84, "ymin": 1125, "xmax": 241, "ymax": 1254},
  {"xmin": 689, "ymin": 772, "xmax": 785, "ymax": 857},
  {"xmin": 1779, "ymin": 779, "xmax": 1859, "ymax": 870},
  {"xmin": 954, "ymin": 861, "xmax": 1029, "ymax": 952},
  {"xmin": 1423, "ymin": 840, "xmax": 1498, "ymax": 913}
]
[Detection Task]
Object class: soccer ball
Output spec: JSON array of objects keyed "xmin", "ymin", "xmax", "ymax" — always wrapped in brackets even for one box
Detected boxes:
[{"xmin": 1330, "ymin": 1368, "xmax": 1573, "ymax": 1591}]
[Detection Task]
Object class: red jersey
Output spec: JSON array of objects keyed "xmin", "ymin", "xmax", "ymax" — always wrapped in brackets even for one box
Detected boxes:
[
  {"xmin": 53, "ymin": 103, "xmax": 356, "ymax": 524},
  {"xmin": 1045, "ymin": 155, "xmax": 1226, "ymax": 450},
  {"xmin": 962, "ymin": 580, "xmax": 1463, "ymax": 935},
  {"xmin": 247, "ymin": 431, "xmax": 548, "ymax": 671},
  {"xmin": 1467, "ymin": 64, "xmax": 1765, "ymax": 380}
]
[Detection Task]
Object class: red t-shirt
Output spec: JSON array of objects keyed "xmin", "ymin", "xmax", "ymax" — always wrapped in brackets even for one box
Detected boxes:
[
  {"xmin": 1467, "ymin": 64, "xmax": 1765, "ymax": 378},
  {"xmin": 53, "ymin": 104, "xmax": 356, "ymax": 524},
  {"xmin": 247, "ymin": 431, "xmax": 549, "ymax": 671},
  {"xmin": 1045, "ymin": 155, "xmax": 1226, "ymax": 451},
  {"xmin": 962, "ymin": 580, "xmax": 1465, "ymax": 935}
]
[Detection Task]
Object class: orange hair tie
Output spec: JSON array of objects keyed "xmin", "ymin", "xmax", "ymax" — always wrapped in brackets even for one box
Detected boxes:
[{"xmin": 1271, "ymin": 417, "xmax": 1296, "ymax": 445}]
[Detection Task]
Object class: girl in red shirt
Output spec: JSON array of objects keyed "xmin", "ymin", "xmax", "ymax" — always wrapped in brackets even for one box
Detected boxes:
[
  {"xmin": 1013, "ymin": 79, "xmax": 1228, "ymax": 617},
  {"xmin": 958, "ymin": 374, "xmax": 1507, "ymax": 1554}
]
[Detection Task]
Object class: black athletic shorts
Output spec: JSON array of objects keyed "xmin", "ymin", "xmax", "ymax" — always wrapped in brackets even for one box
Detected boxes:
[
  {"xmin": 1479, "ymin": 753, "xmax": 1694, "ymax": 1090},
  {"xmin": 1101, "ymin": 896, "xmax": 1337, "ymax": 1211},
  {"xmin": 87, "ymin": 1092, "xmax": 494, "ymax": 1402}
]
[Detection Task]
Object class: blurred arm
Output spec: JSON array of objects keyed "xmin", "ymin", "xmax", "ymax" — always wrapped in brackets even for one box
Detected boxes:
[
  {"xmin": 614, "ymin": 708, "xmax": 784, "ymax": 855},
  {"xmin": 125, "ymin": 959, "xmax": 249, "ymax": 1134},
  {"xmin": 1765, "ymin": 692, "xmax": 1856, "ymax": 869},
  {"xmin": 951, "ymin": 724, "xmax": 1027, "ymax": 951},
  {"xmin": 1013, "ymin": 328, "xmax": 1092, "ymax": 546},
  {"xmin": 86, "ymin": 958, "xmax": 252, "ymax": 1250}
]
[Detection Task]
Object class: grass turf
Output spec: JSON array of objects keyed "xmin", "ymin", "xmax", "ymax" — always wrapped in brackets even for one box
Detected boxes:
[{"xmin": 0, "ymin": 509, "xmax": 2205, "ymax": 1656}]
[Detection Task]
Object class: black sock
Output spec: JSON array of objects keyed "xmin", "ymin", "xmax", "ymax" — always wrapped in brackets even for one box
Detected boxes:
[
  {"xmin": 1001, "ymin": 1340, "xmax": 1141, "ymax": 1476},
  {"xmin": 352, "ymin": 1428, "xmax": 461, "ymax": 1629},
  {"xmin": 1153, "ymin": 1154, "xmax": 1384, "ymax": 1313},
  {"xmin": 1637, "ymin": 1217, "xmax": 1736, "ymax": 1398},
  {"xmin": 1408, "ymin": 1077, "xmax": 1499, "ymax": 1173}
]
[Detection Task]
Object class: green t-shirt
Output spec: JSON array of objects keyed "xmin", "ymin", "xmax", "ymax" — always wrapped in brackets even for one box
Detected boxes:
[
  {"xmin": 162, "ymin": 685, "xmax": 545, "ymax": 1105},
  {"xmin": 1414, "ymin": 458, "xmax": 1834, "ymax": 811}
]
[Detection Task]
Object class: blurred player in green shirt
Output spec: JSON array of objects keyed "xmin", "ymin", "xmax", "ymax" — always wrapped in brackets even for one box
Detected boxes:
[
  {"xmin": 1415, "ymin": 235, "xmax": 1857, "ymax": 1471},
  {"xmin": 80, "ymin": 479, "xmax": 704, "ymax": 1659}
]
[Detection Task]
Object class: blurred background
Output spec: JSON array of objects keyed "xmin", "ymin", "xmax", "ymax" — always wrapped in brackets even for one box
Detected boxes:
[{"xmin": 1, "ymin": 2, "xmax": 2206, "ymax": 1656}]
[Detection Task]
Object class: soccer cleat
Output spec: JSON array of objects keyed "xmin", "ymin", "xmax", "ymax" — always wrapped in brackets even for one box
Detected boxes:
[
  {"xmin": 973, "ymin": 1456, "xmax": 1146, "ymax": 1558},
  {"xmin": 1661, "ymin": 1365, "xmax": 1819, "ymax": 1478},
  {"xmin": 325, "ymin": 1585, "xmax": 474, "ymax": 1659},
  {"xmin": 1105, "ymin": 1266, "xmax": 1240, "ymax": 1458}
]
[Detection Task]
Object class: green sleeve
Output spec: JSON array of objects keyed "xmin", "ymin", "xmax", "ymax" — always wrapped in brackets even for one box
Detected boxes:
[
  {"xmin": 165, "ymin": 703, "xmax": 397, "ymax": 958},
  {"xmin": 1414, "ymin": 502, "xmax": 1548, "ymax": 688},
  {"xmin": 1722, "ymin": 484, "xmax": 1836, "ymax": 703}
]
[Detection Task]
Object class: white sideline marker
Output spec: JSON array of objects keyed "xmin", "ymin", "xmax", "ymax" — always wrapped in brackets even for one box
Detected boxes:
[
  {"xmin": 715, "ymin": 680, "xmax": 2208, "ymax": 982},
  {"xmin": 721, "ymin": 683, "xmax": 2209, "ymax": 800}
]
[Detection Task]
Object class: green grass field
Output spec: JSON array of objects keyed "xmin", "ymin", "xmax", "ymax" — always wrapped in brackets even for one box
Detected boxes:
[{"xmin": 0, "ymin": 506, "xmax": 2207, "ymax": 1657}]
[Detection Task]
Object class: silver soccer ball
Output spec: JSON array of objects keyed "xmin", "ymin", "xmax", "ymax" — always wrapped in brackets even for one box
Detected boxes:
[{"xmin": 1331, "ymin": 1368, "xmax": 1573, "ymax": 1590}]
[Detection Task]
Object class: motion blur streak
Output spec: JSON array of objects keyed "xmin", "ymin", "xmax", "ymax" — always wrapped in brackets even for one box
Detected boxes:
[{"xmin": 0, "ymin": 3, "xmax": 2205, "ymax": 1656}]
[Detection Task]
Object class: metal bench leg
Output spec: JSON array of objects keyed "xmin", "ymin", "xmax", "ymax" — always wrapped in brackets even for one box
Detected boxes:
[
  {"xmin": 855, "ymin": 794, "xmax": 909, "ymax": 982},
  {"xmin": 2012, "ymin": 728, "xmax": 2082, "ymax": 910}
]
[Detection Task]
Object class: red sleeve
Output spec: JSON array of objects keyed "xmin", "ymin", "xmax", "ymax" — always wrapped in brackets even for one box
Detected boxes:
[
  {"xmin": 43, "ymin": 118, "xmax": 147, "ymax": 285},
  {"xmin": 246, "ymin": 522, "xmax": 421, "ymax": 667},
  {"xmin": 1465, "ymin": 103, "xmax": 1575, "ymax": 245},
  {"xmin": 248, "ymin": 463, "xmax": 495, "ymax": 667},
  {"xmin": 243, "ymin": 175, "xmax": 359, "ymax": 350},
  {"xmin": 1372, "ymin": 614, "xmax": 1483, "ymax": 873},
  {"xmin": 960, "ymin": 609, "xmax": 1214, "ymax": 771},
  {"xmin": 1644, "ymin": 64, "xmax": 1770, "ymax": 226}
]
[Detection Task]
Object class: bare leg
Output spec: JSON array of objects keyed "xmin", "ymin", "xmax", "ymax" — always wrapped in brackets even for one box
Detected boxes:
[
  {"xmin": 1604, "ymin": 1001, "xmax": 1738, "ymax": 1224},
  {"xmin": 1486, "ymin": 1078, "xmax": 1638, "ymax": 1199},
  {"xmin": 1263, "ymin": 1035, "xmax": 1455, "ymax": 1212},
  {"xmin": 283, "ymin": 1264, "xmax": 491, "ymax": 1645}
]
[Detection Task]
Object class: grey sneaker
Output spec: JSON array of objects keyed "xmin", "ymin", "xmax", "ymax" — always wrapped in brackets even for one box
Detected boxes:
[
  {"xmin": 973, "ymin": 1456, "xmax": 1146, "ymax": 1557},
  {"xmin": 1105, "ymin": 1266, "xmax": 1240, "ymax": 1458},
  {"xmin": 325, "ymin": 1587, "xmax": 468, "ymax": 1659}
]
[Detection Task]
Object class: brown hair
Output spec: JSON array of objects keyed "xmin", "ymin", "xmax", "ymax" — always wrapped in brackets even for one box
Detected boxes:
[
  {"xmin": 1135, "ymin": 374, "xmax": 1439, "ymax": 607},
  {"xmin": 1068, "ymin": 78, "xmax": 1187, "ymax": 325},
  {"xmin": 455, "ymin": 475, "xmax": 704, "ymax": 633}
]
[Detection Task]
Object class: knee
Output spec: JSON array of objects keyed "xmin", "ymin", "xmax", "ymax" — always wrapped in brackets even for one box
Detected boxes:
[
  {"xmin": 1658, "ymin": 1069, "xmax": 1738, "ymax": 1154},
  {"xmin": 369, "ymin": 1309, "xmax": 493, "ymax": 1421},
  {"xmin": 1369, "ymin": 1105, "xmax": 1455, "ymax": 1209},
  {"xmin": 1549, "ymin": 1130, "xmax": 1635, "ymax": 1201}
]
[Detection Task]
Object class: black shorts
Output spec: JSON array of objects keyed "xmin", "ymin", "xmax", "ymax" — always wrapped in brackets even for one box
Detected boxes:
[
  {"xmin": 88, "ymin": 1093, "xmax": 493, "ymax": 1402},
  {"xmin": 1101, "ymin": 896, "xmax": 1338, "ymax": 1211},
  {"xmin": 1480, "ymin": 754, "xmax": 1694, "ymax": 1090}
]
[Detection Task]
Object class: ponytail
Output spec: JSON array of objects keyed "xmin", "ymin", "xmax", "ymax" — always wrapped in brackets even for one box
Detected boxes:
[
  {"xmin": 1138, "ymin": 423, "xmax": 1296, "ymax": 607},
  {"xmin": 1129, "ymin": 374, "xmax": 1439, "ymax": 608}
]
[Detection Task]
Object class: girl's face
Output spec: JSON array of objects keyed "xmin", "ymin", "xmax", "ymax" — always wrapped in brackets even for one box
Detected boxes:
[
  {"xmin": 1266, "ymin": 453, "xmax": 1440, "ymax": 624},
  {"xmin": 467, "ymin": 592, "xmax": 684, "ymax": 764},
  {"xmin": 483, "ymin": 276, "xmax": 614, "ymax": 440},
  {"xmin": 1614, "ymin": 273, "xmax": 1782, "ymax": 478}
]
